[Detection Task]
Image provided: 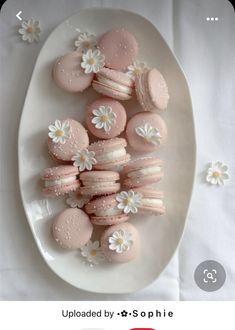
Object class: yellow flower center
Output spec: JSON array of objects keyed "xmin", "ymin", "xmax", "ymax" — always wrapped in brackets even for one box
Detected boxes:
[
  {"xmin": 55, "ymin": 129, "xmax": 64, "ymax": 137},
  {"xmin": 124, "ymin": 197, "xmax": 132, "ymax": 205},
  {"xmin": 90, "ymin": 249, "xmax": 97, "ymax": 256},
  {"xmin": 27, "ymin": 26, "xmax": 34, "ymax": 33},
  {"xmin": 134, "ymin": 68, "xmax": 141, "ymax": 74},
  {"xmin": 83, "ymin": 41, "xmax": 90, "ymax": 48},
  {"xmin": 101, "ymin": 115, "xmax": 108, "ymax": 122},
  {"xmin": 116, "ymin": 238, "xmax": 124, "ymax": 245},
  {"xmin": 80, "ymin": 155, "xmax": 87, "ymax": 162},
  {"xmin": 213, "ymin": 171, "xmax": 221, "ymax": 178},
  {"xmin": 88, "ymin": 58, "xmax": 95, "ymax": 65}
]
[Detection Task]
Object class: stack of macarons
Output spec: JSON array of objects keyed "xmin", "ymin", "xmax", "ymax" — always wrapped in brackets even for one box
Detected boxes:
[{"xmin": 39, "ymin": 26, "xmax": 170, "ymax": 265}]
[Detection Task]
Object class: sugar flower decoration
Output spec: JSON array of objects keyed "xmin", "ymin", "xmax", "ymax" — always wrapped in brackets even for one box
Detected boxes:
[
  {"xmin": 18, "ymin": 19, "xmax": 41, "ymax": 43},
  {"xmin": 48, "ymin": 120, "xmax": 71, "ymax": 144},
  {"xmin": 74, "ymin": 32, "xmax": 97, "ymax": 53},
  {"xmin": 92, "ymin": 106, "xmax": 117, "ymax": 132},
  {"xmin": 108, "ymin": 229, "xmax": 133, "ymax": 254},
  {"xmin": 80, "ymin": 240, "xmax": 104, "ymax": 265},
  {"xmin": 206, "ymin": 161, "xmax": 229, "ymax": 185},
  {"xmin": 66, "ymin": 190, "xmax": 91, "ymax": 208},
  {"xmin": 136, "ymin": 122, "xmax": 162, "ymax": 145},
  {"xmin": 126, "ymin": 61, "xmax": 149, "ymax": 80},
  {"xmin": 72, "ymin": 149, "xmax": 97, "ymax": 171},
  {"xmin": 116, "ymin": 190, "xmax": 142, "ymax": 214},
  {"xmin": 81, "ymin": 49, "xmax": 105, "ymax": 74}
]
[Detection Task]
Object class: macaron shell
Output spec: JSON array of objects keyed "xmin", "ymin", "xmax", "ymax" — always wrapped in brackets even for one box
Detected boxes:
[
  {"xmin": 98, "ymin": 68, "xmax": 134, "ymax": 87},
  {"xmin": 126, "ymin": 112, "xmax": 167, "ymax": 152},
  {"xmin": 100, "ymin": 222, "xmax": 140, "ymax": 263},
  {"xmin": 148, "ymin": 68, "xmax": 169, "ymax": 111},
  {"xmin": 52, "ymin": 208, "xmax": 93, "ymax": 249},
  {"xmin": 53, "ymin": 52, "xmax": 94, "ymax": 92},
  {"xmin": 94, "ymin": 154, "xmax": 131, "ymax": 170},
  {"xmin": 98, "ymin": 28, "xmax": 139, "ymax": 70},
  {"xmin": 123, "ymin": 174, "xmax": 163, "ymax": 188},
  {"xmin": 48, "ymin": 118, "xmax": 89, "ymax": 163},
  {"xmin": 88, "ymin": 138, "xmax": 127, "ymax": 154},
  {"xmin": 86, "ymin": 98, "xmax": 127, "ymax": 139},
  {"xmin": 123, "ymin": 157, "xmax": 163, "ymax": 175},
  {"xmin": 42, "ymin": 180, "xmax": 80, "ymax": 197},
  {"xmin": 80, "ymin": 182, "xmax": 120, "ymax": 196},
  {"xmin": 132, "ymin": 188, "xmax": 166, "ymax": 215},
  {"xmin": 92, "ymin": 81, "xmax": 132, "ymax": 101},
  {"xmin": 41, "ymin": 165, "xmax": 79, "ymax": 180},
  {"xmin": 91, "ymin": 214, "xmax": 129, "ymax": 226},
  {"xmin": 85, "ymin": 194, "xmax": 118, "ymax": 214}
]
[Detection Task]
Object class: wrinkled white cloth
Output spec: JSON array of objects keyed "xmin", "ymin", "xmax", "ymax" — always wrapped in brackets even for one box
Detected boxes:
[{"xmin": 0, "ymin": 0, "xmax": 234, "ymax": 300}]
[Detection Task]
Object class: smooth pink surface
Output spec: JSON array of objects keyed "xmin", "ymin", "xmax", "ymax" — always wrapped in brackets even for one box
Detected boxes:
[
  {"xmin": 135, "ymin": 68, "xmax": 169, "ymax": 112},
  {"xmin": 52, "ymin": 208, "xmax": 93, "ymax": 250},
  {"xmin": 86, "ymin": 97, "xmax": 127, "ymax": 139},
  {"xmin": 53, "ymin": 52, "xmax": 94, "ymax": 92},
  {"xmin": 80, "ymin": 171, "xmax": 120, "ymax": 196},
  {"xmin": 98, "ymin": 28, "xmax": 138, "ymax": 70},
  {"xmin": 48, "ymin": 118, "xmax": 89, "ymax": 163},
  {"xmin": 88, "ymin": 138, "xmax": 130, "ymax": 170},
  {"xmin": 101, "ymin": 222, "xmax": 140, "ymax": 263},
  {"xmin": 133, "ymin": 188, "xmax": 166, "ymax": 215},
  {"xmin": 123, "ymin": 157, "xmax": 164, "ymax": 188},
  {"xmin": 126, "ymin": 112, "xmax": 167, "ymax": 152}
]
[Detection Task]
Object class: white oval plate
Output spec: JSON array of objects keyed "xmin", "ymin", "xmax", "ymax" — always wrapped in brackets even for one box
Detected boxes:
[{"xmin": 18, "ymin": 8, "xmax": 196, "ymax": 294}]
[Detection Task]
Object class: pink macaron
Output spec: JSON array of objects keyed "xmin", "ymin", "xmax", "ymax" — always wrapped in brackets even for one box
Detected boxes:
[
  {"xmin": 123, "ymin": 157, "xmax": 164, "ymax": 188},
  {"xmin": 52, "ymin": 52, "xmax": 94, "ymax": 93},
  {"xmin": 126, "ymin": 112, "xmax": 167, "ymax": 152},
  {"xmin": 80, "ymin": 171, "xmax": 120, "ymax": 196},
  {"xmin": 48, "ymin": 118, "xmax": 89, "ymax": 163},
  {"xmin": 88, "ymin": 138, "xmax": 130, "ymax": 170},
  {"xmin": 52, "ymin": 208, "xmax": 93, "ymax": 249},
  {"xmin": 133, "ymin": 188, "xmax": 165, "ymax": 216},
  {"xmin": 41, "ymin": 165, "xmax": 80, "ymax": 197},
  {"xmin": 85, "ymin": 194, "xmax": 129, "ymax": 226},
  {"xmin": 85, "ymin": 97, "xmax": 127, "ymax": 139},
  {"xmin": 135, "ymin": 68, "xmax": 169, "ymax": 112},
  {"xmin": 100, "ymin": 222, "xmax": 140, "ymax": 263},
  {"xmin": 98, "ymin": 28, "xmax": 139, "ymax": 70},
  {"xmin": 92, "ymin": 68, "xmax": 134, "ymax": 100}
]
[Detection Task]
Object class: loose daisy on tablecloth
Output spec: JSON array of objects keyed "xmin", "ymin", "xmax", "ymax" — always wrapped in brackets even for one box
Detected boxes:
[
  {"xmin": 72, "ymin": 148, "xmax": 97, "ymax": 171},
  {"xmin": 18, "ymin": 18, "xmax": 41, "ymax": 43},
  {"xmin": 206, "ymin": 161, "xmax": 230, "ymax": 186},
  {"xmin": 80, "ymin": 240, "xmax": 104, "ymax": 265},
  {"xmin": 48, "ymin": 120, "xmax": 71, "ymax": 144},
  {"xmin": 126, "ymin": 61, "xmax": 149, "ymax": 80},
  {"xmin": 74, "ymin": 32, "xmax": 97, "ymax": 53},
  {"xmin": 81, "ymin": 49, "xmax": 105, "ymax": 74},
  {"xmin": 116, "ymin": 190, "xmax": 142, "ymax": 214}
]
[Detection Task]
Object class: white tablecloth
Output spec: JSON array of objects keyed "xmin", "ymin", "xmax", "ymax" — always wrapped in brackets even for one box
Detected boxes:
[{"xmin": 0, "ymin": 0, "xmax": 234, "ymax": 300}]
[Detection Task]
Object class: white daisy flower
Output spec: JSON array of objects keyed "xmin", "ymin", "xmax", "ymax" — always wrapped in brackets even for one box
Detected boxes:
[
  {"xmin": 48, "ymin": 120, "xmax": 71, "ymax": 144},
  {"xmin": 66, "ymin": 190, "xmax": 91, "ymax": 208},
  {"xmin": 116, "ymin": 190, "xmax": 142, "ymax": 214},
  {"xmin": 126, "ymin": 61, "xmax": 149, "ymax": 80},
  {"xmin": 80, "ymin": 240, "xmax": 104, "ymax": 265},
  {"xmin": 81, "ymin": 49, "xmax": 105, "ymax": 74},
  {"xmin": 91, "ymin": 106, "xmax": 117, "ymax": 132},
  {"xmin": 72, "ymin": 149, "xmax": 97, "ymax": 171},
  {"xmin": 206, "ymin": 161, "xmax": 229, "ymax": 185},
  {"xmin": 18, "ymin": 19, "xmax": 41, "ymax": 43},
  {"xmin": 74, "ymin": 32, "xmax": 97, "ymax": 53},
  {"xmin": 135, "ymin": 122, "xmax": 162, "ymax": 145},
  {"xmin": 108, "ymin": 229, "xmax": 133, "ymax": 254}
]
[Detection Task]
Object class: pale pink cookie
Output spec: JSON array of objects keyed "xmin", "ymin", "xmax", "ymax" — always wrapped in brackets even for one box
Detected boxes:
[
  {"xmin": 85, "ymin": 97, "xmax": 127, "ymax": 139},
  {"xmin": 133, "ymin": 188, "xmax": 165, "ymax": 216},
  {"xmin": 135, "ymin": 68, "xmax": 169, "ymax": 112},
  {"xmin": 100, "ymin": 222, "xmax": 140, "ymax": 263},
  {"xmin": 126, "ymin": 112, "xmax": 167, "ymax": 152},
  {"xmin": 48, "ymin": 118, "xmax": 89, "ymax": 163},
  {"xmin": 85, "ymin": 194, "xmax": 129, "ymax": 226},
  {"xmin": 123, "ymin": 157, "xmax": 164, "ymax": 188},
  {"xmin": 88, "ymin": 138, "xmax": 130, "ymax": 170},
  {"xmin": 52, "ymin": 52, "xmax": 94, "ymax": 92},
  {"xmin": 98, "ymin": 28, "xmax": 139, "ymax": 70},
  {"xmin": 41, "ymin": 165, "xmax": 80, "ymax": 197},
  {"xmin": 80, "ymin": 171, "xmax": 120, "ymax": 196},
  {"xmin": 92, "ymin": 68, "xmax": 134, "ymax": 100},
  {"xmin": 52, "ymin": 208, "xmax": 93, "ymax": 250}
]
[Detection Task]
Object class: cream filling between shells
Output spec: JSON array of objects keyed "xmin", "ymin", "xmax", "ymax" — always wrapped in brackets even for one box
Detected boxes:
[
  {"xmin": 127, "ymin": 165, "xmax": 162, "ymax": 177},
  {"xmin": 44, "ymin": 175, "xmax": 77, "ymax": 187},
  {"xmin": 141, "ymin": 198, "xmax": 163, "ymax": 207},
  {"xmin": 96, "ymin": 148, "xmax": 126, "ymax": 163},
  {"xmin": 95, "ymin": 206, "xmax": 122, "ymax": 217},
  {"xmin": 97, "ymin": 76, "xmax": 132, "ymax": 95}
]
